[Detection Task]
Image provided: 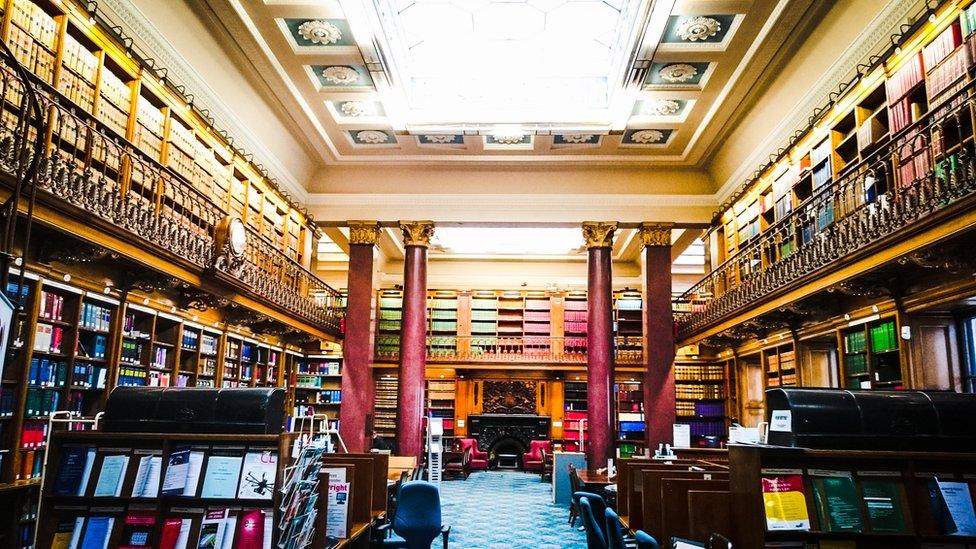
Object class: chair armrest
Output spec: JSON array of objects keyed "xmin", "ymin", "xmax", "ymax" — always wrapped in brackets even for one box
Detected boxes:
[{"xmin": 441, "ymin": 525, "xmax": 451, "ymax": 549}]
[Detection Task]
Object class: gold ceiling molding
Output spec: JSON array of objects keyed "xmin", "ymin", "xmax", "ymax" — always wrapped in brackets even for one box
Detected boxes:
[
  {"xmin": 639, "ymin": 222, "xmax": 674, "ymax": 248},
  {"xmin": 347, "ymin": 220, "xmax": 381, "ymax": 245},
  {"xmin": 399, "ymin": 221, "xmax": 436, "ymax": 247},
  {"xmin": 582, "ymin": 222, "xmax": 618, "ymax": 249}
]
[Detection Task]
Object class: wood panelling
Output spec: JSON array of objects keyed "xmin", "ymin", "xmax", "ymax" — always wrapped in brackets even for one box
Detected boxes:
[{"xmin": 908, "ymin": 314, "xmax": 962, "ymax": 391}]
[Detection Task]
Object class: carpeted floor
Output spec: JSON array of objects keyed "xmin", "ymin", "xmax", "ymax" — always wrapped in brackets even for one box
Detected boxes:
[{"xmin": 439, "ymin": 471, "xmax": 586, "ymax": 548}]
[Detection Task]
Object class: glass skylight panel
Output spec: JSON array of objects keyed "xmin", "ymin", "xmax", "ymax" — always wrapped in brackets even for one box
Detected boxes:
[
  {"xmin": 378, "ymin": 0, "xmax": 640, "ymax": 125},
  {"xmin": 431, "ymin": 227, "xmax": 584, "ymax": 256}
]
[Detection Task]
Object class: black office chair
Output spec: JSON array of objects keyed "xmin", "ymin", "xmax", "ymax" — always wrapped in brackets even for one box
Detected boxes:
[
  {"xmin": 580, "ymin": 496, "xmax": 608, "ymax": 549},
  {"xmin": 605, "ymin": 508, "xmax": 660, "ymax": 549},
  {"xmin": 705, "ymin": 533, "xmax": 732, "ymax": 549}
]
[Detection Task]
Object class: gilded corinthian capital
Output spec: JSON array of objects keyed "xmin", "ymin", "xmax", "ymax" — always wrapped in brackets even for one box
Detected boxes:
[
  {"xmin": 582, "ymin": 222, "xmax": 618, "ymax": 248},
  {"xmin": 347, "ymin": 220, "xmax": 380, "ymax": 245},
  {"xmin": 398, "ymin": 221, "xmax": 435, "ymax": 247},
  {"xmin": 639, "ymin": 222, "xmax": 674, "ymax": 247}
]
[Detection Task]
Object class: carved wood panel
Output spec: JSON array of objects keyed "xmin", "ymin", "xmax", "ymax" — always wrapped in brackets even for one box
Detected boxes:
[{"xmin": 482, "ymin": 380, "xmax": 537, "ymax": 414}]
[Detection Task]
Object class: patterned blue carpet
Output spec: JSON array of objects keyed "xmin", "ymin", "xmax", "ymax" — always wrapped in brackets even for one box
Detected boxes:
[{"xmin": 439, "ymin": 471, "xmax": 586, "ymax": 548}]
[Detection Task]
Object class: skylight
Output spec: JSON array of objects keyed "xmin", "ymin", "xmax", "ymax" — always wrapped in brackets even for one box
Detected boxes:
[
  {"xmin": 430, "ymin": 227, "xmax": 585, "ymax": 257},
  {"xmin": 372, "ymin": 0, "xmax": 644, "ymax": 129}
]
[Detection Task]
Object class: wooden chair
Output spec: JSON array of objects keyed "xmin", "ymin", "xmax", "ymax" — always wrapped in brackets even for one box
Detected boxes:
[
  {"xmin": 443, "ymin": 446, "xmax": 471, "ymax": 480},
  {"xmin": 568, "ymin": 463, "xmax": 583, "ymax": 527},
  {"xmin": 540, "ymin": 448, "xmax": 554, "ymax": 482}
]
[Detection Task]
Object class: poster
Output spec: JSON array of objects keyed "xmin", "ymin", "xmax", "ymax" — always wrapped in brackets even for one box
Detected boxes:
[
  {"xmin": 326, "ymin": 481, "xmax": 350, "ymax": 539},
  {"xmin": 761, "ymin": 470, "xmax": 811, "ymax": 531}
]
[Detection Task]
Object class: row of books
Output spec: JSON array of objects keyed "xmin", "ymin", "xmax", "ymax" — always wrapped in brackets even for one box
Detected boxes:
[
  {"xmin": 53, "ymin": 507, "xmax": 274, "ymax": 549},
  {"xmin": 80, "ymin": 302, "xmax": 112, "ymax": 332},
  {"xmin": 927, "ymin": 44, "xmax": 971, "ymax": 103},
  {"xmin": 923, "ymin": 19, "xmax": 963, "ymax": 71},
  {"xmin": 886, "ymin": 53, "xmax": 925, "ymax": 104},
  {"xmin": 0, "ymin": 387, "xmax": 15, "ymax": 416},
  {"xmin": 120, "ymin": 339, "xmax": 146, "ymax": 365},
  {"xmin": 675, "ymin": 384, "xmax": 724, "ymax": 400},
  {"xmin": 54, "ymin": 446, "xmax": 277, "ymax": 501},
  {"xmin": 123, "ymin": 313, "xmax": 151, "ymax": 339},
  {"xmin": 28, "ymin": 357, "xmax": 68, "ymax": 387},
  {"xmin": 18, "ymin": 447, "xmax": 44, "ymax": 480},
  {"xmin": 98, "ymin": 65, "xmax": 131, "ymax": 115},
  {"xmin": 57, "ymin": 69, "xmax": 96, "ymax": 113},
  {"xmin": 869, "ymin": 321, "xmax": 899, "ymax": 353},
  {"xmin": 202, "ymin": 334, "xmax": 219, "ymax": 355},
  {"xmin": 118, "ymin": 365, "xmax": 148, "ymax": 386},
  {"xmin": 181, "ymin": 329, "xmax": 200, "ymax": 350},
  {"xmin": 39, "ymin": 289, "xmax": 67, "ymax": 321},
  {"xmin": 761, "ymin": 469, "xmax": 976, "ymax": 537},
  {"xmin": 679, "ymin": 419, "xmax": 726, "ymax": 438},
  {"xmin": 20, "ymin": 418, "xmax": 48, "ymax": 448},
  {"xmin": 25, "ymin": 387, "xmax": 59, "ymax": 416},
  {"xmin": 295, "ymin": 360, "xmax": 340, "ymax": 376},
  {"xmin": 675, "ymin": 364, "xmax": 724, "ymax": 381},
  {"xmin": 147, "ymin": 371, "xmax": 172, "ymax": 387},
  {"xmin": 78, "ymin": 333, "xmax": 109, "ymax": 359},
  {"xmin": 889, "ymin": 95, "xmax": 926, "ymax": 134},
  {"xmin": 152, "ymin": 346, "xmax": 170, "ymax": 369},
  {"xmin": 72, "ymin": 362, "xmax": 108, "ymax": 389},
  {"xmin": 34, "ymin": 322, "xmax": 64, "ymax": 353}
]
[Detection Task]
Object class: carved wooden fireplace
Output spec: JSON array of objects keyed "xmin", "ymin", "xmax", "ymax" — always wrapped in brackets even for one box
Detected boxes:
[{"xmin": 468, "ymin": 380, "xmax": 550, "ymax": 468}]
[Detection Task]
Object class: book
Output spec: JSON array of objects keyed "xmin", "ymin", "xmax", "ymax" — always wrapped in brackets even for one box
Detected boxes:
[
  {"xmin": 761, "ymin": 471, "xmax": 810, "ymax": 531},
  {"xmin": 159, "ymin": 517, "xmax": 191, "ymax": 549},
  {"xmin": 197, "ymin": 509, "xmax": 227, "ymax": 549},
  {"xmin": 162, "ymin": 449, "xmax": 191, "ymax": 496},
  {"xmin": 810, "ymin": 470, "xmax": 863, "ymax": 532},
  {"xmin": 51, "ymin": 518, "xmax": 81, "ymax": 549},
  {"xmin": 929, "ymin": 479, "xmax": 976, "ymax": 536},
  {"xmin": 201, "ymin": 455, "xmax": 243, "ymax": 499},
  {"xmin": 237, "ymin": 451, "xmax": 277, "ymax": 500},
  {"xmin": 185, "ymin": 451, "xmax": 205, "ymax": 496},
  {"xmin": 79, "ymin": 516, "xmax": 114, "ymax": 549},
  {"xmin": 119, "ymin": 511, "xmax": 156, "ymax": 548},
  {"xmin": 53, "ymin": 446, "xmax": 96, "ymax": 496},
  {"xmin": 93, "ymin": 454, "xmax": 130, "ymax": 497},
  {"xmin": 131, "ymin": 454, "xmax": 162, "ymax": 498},
  {"xmin": 234, "ymin": 509, "xmax": 265, "ymax": 549},
  {"xmin": 861, "ymin": 478, "xmax": 908, "ymax": 533}
]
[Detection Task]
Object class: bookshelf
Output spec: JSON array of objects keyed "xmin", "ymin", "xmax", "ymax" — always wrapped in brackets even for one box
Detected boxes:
[
  {"xmin": 763, "ymin": 343, "xmax": 797, "ymax": 388},
  {"xmin": 523, "ymin": 292, "xmax": 551, "ymax": 356},
  {"xmin": 497, "ymin": 292, "xmax": 525, "ymax": 349},
  {"xmin": 426, "ymin": 379, "xmax": 456, "ymax": 440},
  {"xmin": 291, "ymin": 355, "xmax": 342, "ymax": 419},
  {"xmin": 197, "ymin": 329, "xmax": 220, "ymax": 388},
  {"xmin": 374, "ymin": 375, "xmax": 398, "ymax": 440},
  {"xmin": 221, "ymin": 334, "xmax": 242, "ymax": 388},
  {"xmin": 674, "ymin": 360, "xmax": 728, "ymax": 446},
  {"xmin": 0, "ymin": 0, "xmax": 319, "ymax": 265},
  {"xmin": 614, "ymin": 290, "xmax": 643, "ymax": 363},
  {"xmin": 469, "ymin": 292, "xmax": 498, "ymax": 356},
  {"xmin": 428, "ymin": 291, "xmax": 458, "ymax": 357},
  {"xmin": 729, "ymin": 444, "xmax": 976, "ymax": 548},
  {"xmin": 841, "ymin": 317, "xmax": 903, "ymax": 390},
  {"xmin": 254, "ymin": 344, "xmax": 281, "ymax": 388},
  {"xmin": 376, "ymin": 290, "xmax": 402, "ymax": 359},
  {"xmin": 562, "ymin": 380, "xmax": 587, "ymax": 452},
  {"xmin": 615, "ymin": 380, "xmax": 644, "ymax": 458},
  {"xmin": 37, "ymin": 430, "xmax": 297, "ymax": 548},
  {"xmin": 563, "ymin": 292, "xmax": 587, "ymax": 356}
]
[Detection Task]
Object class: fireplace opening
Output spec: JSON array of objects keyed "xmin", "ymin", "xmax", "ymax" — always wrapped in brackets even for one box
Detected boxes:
[{"xmin": 489, "ymin": 436, "xmax": 528, "ymax": 469}]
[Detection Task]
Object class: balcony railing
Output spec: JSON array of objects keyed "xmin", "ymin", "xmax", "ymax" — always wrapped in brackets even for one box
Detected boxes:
[
  {"xmin": 0, "ymin": 60, "xmax": 343, "ymax": 335},
  {"xmin": 675, "ymin": 77, "xmax": 976, "ymax": 341},
  {"xmin": 374, "ymin": 335, "xmax": 645, "ymax": 365}
]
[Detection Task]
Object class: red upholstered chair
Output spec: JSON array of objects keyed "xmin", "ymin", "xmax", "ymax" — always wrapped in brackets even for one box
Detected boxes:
[
  {"xmin": 522, "ymin": 440, "xmax": 551, "ymax": 472},
  {"xmin": 457, "ymin": 438, "xmax": 489, "ymax": 471}
]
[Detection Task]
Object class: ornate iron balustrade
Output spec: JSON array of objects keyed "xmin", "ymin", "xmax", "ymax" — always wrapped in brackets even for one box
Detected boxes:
[
  {"xmin": 374, "ymin": 335, "xmax": 645, "ymax": 365},
  {"xmin": 675, "ymin": 79, "xmax": 976, "ymax": 341},
  {"xmin": 0, "ymin": 62, "xmax": 343, "ymax": 336}
]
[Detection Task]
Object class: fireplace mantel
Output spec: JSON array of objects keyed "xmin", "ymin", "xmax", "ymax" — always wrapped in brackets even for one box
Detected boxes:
[{"xmin": 468, "ymin": 414, "xmax": 551, "ymax": 456}]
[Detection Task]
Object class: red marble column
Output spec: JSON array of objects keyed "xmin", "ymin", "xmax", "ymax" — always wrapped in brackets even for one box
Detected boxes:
[
  {"xmin": 339, "ymin": 221, "xmax": 380, "ymax": 453},
  {"xmin": 397, "ymin": 221, "xmax": 434, "ymax": 459},
  {"xmin": 583, "ymin": 222, "xmax": 616, "ymax": 471},
  {"xmin": 641, "ymin": 222, "xmax": 676, "ymax": 451}
]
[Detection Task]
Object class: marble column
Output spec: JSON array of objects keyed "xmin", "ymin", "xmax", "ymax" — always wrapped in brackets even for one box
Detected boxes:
[
  {"xmin": 339, "ymin": 221, "xmax": 380, "ymax": 453},
  {"xmin": 397, "ymin": 221, "xmax": 434, "ymax": 459},
  {"xmin": 583, "ymin": 221, "xmax": 616, "ymax": 470},
  {"xmin": 640, "ymin": 222, "xmax": 676, "ymax": 451}
]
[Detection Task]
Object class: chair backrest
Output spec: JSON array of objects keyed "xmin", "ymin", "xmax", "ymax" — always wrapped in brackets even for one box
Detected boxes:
[
  {"xmin": 392, "ymin": 481, "xmax": 443, "ymax": 547},
  {"xmin": 569, "ymin": 464, "xmax": 581, "ymax": 494},
  {"xmin": 528, "ymin": 439, "xmax": 549, "ymax": 458},
  {"xmin": 580, "ymin": 497, "xmax": 608, "ymax": 549},
  {"xmin": 605, "ymin": 508, "xmax": 628, "ymax": 549},
  {"xmin": 634, "ymin": 531, "xmax": 660, "ymax": 549}
]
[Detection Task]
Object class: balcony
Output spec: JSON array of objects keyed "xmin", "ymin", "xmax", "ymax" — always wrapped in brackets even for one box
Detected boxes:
[
  {"xmin": 0, "ymin": 60, "xmax": 343, "ymax": 336},
  {"xmin": 374, "ymin": 335, "xmax": 645, "ymax": 366},
  {"xmin": 674, "ymin": 79, "xmax": 976, "ymax": 342}
]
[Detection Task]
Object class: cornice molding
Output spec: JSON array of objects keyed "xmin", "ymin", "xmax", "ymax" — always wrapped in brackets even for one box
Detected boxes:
[
  {"xmin": 98, "ymin": 0, "xmax": 308, "ymax": 202},
  {"xmin": 714, "ymin": 0, "xmax": 925, "ymax": 203},
  {"xmin": 306, "ymin": 193, "xmax": 718, "ymax": 207}
]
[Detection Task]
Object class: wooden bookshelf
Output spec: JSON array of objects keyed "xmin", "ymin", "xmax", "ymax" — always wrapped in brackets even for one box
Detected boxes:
[
  {"xmin": 562, "ymin": 380, "xmax": 587, "ymax": 452},
  {"xmin": 373, "ymin": 375, "xmax": 398, "ymax": 440},
  {"xmin": 674, "ymin": 360, "xmax": 729, "ymax": 446},
  {"xmin": 616, "ymin": 380, "xmax": 644, "ymax": 458},
  {"xmin": 426, "ymin": 378, "xmax": 456, "ymax": 439},
  {"xmin": 763, "ymin": 343, "xmax": 797, "ymax": 388},
  {"xmin": 291, "ymin": 355, "xmax": 342, "ymax": 420},
  {"xmin": 841, "ymin": 317, "xmax": 903, "ymax": 390}
]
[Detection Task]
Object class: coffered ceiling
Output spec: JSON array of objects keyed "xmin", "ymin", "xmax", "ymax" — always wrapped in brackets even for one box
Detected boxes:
[{"xmin": 199, "ymin": 0, "xmax": 822, "ymax": 165}]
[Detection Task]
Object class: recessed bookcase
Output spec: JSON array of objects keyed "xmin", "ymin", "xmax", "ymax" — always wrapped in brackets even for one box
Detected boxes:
[
  {"xmin": 614, "ymin": 290, "xmax": 643, "ymax": 363},
  {"xmin": 674, "ymin": 360, "xmax": 728, "ymax": 446},
  {"xmin": 374, "ymin": 375, "xmax": 399, "ymax": 440},
  {"xmin": 426, "ymin": 379, "xmax": 456, "ymax": 440},
  {"xmin": 562, "ymin": 380, "xmax": 587, "ymax": 452},
  {"xmin": 841, "ymin": 317, "xmax": 903, "ymax": 389},
  {"xmin": 376, "ymin": 290, "xmax": 402, "ymax": 360},
  {"xmin": 763, "ymin": 343, "xmax": 797, "ymax": 388},
  {"xmin": 469, "ymin": 292, "xmax": 499, "ymax": 356},
  {"xmin": 291, "ymin": 355, "xmax": 342, "ymax": 421},
  {"xmin": 497, "ymin": 292, "xmax": 525, "ymax": 349},
  {"xmin": 428, "ymin": 291, "xmax": 458, "ymax": 357},
  {"xmin": 563, "ymin": 292, "xmax": 588, "ymax": 356},
  {"xmin": 615, "ymin": 380, "xmax": 644, "ymax": 458},
  {"xmin": 523, "ymin": 292, "xmax": 551, "ymax": 356}
]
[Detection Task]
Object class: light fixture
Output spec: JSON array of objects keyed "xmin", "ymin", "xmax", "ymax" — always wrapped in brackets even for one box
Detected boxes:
[
  {"xmin": 844, "ymin": 313, "xmax": 851, "ymax": 321},
  {"xmin": 14, "ymin": 257, "xmax": 22, "ymax": 266},
  {"xmin": 871, "ymin": 305, "xmax": 879, "ymax": 313},
  {"xmin": 63, "ymin": 273, "xmax": 71, "ymax": 282},
  {"xmin": 192, "ymin": 315, "xmax": 198, "ymax": 321},
  {"xmin": 103, "ymin": 286, "xmax": 112, "ymax": 294},
  {"xmin": 142, "ymin": 297, "xmax": 150, "ymax": 305},
  {"xmin": 171, "ymin": 306, "xmax": 177, "ymax": 313}
]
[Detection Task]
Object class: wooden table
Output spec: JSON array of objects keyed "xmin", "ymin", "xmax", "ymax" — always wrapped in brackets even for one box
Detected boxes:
[{"xmin": 576, "ymin": 470, "xmax": 613, "ymax": 486}]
